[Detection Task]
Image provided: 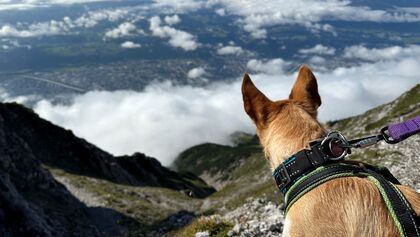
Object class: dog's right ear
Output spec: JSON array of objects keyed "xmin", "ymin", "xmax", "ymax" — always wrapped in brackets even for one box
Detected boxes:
[
  {"xmin": 242, "ymin": 73, "xmax": 272, "ymax": 128},
  {"xmin": 289, "ymin": 65, "xmax": 321, "ymax": 117}
]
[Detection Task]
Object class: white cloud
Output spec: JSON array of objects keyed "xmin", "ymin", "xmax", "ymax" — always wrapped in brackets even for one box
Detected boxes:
[
  {"xmin": 0, "ymin": 25, "xmax": 33, "ymax": 38},
  {"xmin": 74, "ymin": 9, "xmax": 130, "ymax": 28},
  {"xmin": 246, "ymin": 58, "xmax": 289, "ymax": 75},
  {"xmin": 343, "ymin": 45, "xmax": 420, "ymax": 61},
  {"xmin": 164, "ymin": 15, "xmax": 181, "ymax": 25},
  {"xmin": 309, "ymin": 56, "xmax": 326, "ymax": 65},
  {"xmin": 0, "ymin": 88, "xmax": 37, "ymax": 104},
  {"xmin": 0, "ymin": 8, "xmax": 133, "ymax": 38},
  {"xmin": 149, "ymin": 16, "xmax": 198, "ymax": 51},
  {"xmin": 215, "ymin": 8, "xmax": 226, "ymax": 16},
  {"xmin": 34, "ymin": 83, "xmax": 251, "ymax": 166},
  {"xmin": 3, "ymin": 1, "xmax": 419, "ymax": 41},
  {"xmin": 152, "ymin": 0, "xmax": 205, "ymax": 13},
  {"xmin": 0, "ymin": 0, "xmax": 121, "ymax": 11},
  {"xmin": 28, "ymin": 45, "xmax": 420, "ymax": 165},
  {"xmin": 0, "ymin": 39, "xmax": 31, "ymax": 49},
  {"xmin": 217, "ymin": 44, "xmax": 244, "ymax": 55},
  {"xmin": 121, "ymin": 41, "xmax": 141, "ymax": 48},
  {"xmin": 105, "ymin": 22, "xmax": 137, "ymax": 38},
  {"xmin": 299, "ymin": 44, "xmax": 336, "ymax": 55},
  {"xmin": 211, "ymin": 0, "xmax": 420, "ymax": 38},
  {"xmin": 0, "ymin": 20, "xmax": 71, "ymax": 38},
  {"xmin": 187, "ymin": 67, "xmax": 206, "ymax": 79}
]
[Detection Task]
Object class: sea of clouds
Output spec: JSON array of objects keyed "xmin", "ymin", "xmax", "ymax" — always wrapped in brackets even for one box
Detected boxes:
[{"xmin": 31, "ymin": 45, "xmax": 420, "ymax": 165}]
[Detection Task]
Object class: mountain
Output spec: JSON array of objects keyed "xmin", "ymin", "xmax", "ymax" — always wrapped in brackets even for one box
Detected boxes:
[
  {"xmin": 0, "ymin": 102, "xmax": 215, "ymax": 236},
  {"xmin": 172, "ymin": 133, "xmax": 261, "ymax": 188},
  {"xmin": 0, "ymin": 102, "xmax": 214, "ymax": 197},
  {"xmin": 0, "ymin": 103, "xmax": 127, "ymax": 237},
  {"xmin": 168, "ymin": 84, "xmax": 420, "ymax": 236}
]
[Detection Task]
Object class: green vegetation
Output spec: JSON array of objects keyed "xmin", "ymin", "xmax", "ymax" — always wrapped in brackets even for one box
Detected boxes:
[
  {"xmin": 173, "ymin": 137, "xmax": 280, "ymax": 211},
  {"xmin": 365, "ymin": 84, "xmax": 419, "ymax": 131},
  {"xmin": 46, "ymin": 166, "xmax": 200, "ymax": 234},
  {"xmin": 391, "ymin": 84, "xmax": 420, "ymax": 115},
  {"xmin": 328, "ymin": 84, "xmax": 419, "ymax": 134},
  {"xmin": 172, "ymin": 135, "xmax": 261, "ymax": 179}
]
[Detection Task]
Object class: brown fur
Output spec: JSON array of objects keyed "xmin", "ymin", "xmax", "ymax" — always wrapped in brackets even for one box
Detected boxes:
[{"xmin": 241, "ymin": 65, "xmax": 420, "ymax": 237}]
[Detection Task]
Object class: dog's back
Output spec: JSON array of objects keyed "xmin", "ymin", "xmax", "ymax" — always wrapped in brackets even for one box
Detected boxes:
[{"xmin": 284, "ymin": 177, "xmax": 420, "ymax": 237}]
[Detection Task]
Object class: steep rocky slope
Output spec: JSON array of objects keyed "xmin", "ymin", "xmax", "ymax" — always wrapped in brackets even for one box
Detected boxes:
[
  {"xmin": 0, "ymin": 102, "xmax": 215, "ymax": 236},
  {"xmin": 0, "ymin": 104, "xmax": 131, "ymax": 237},
  {"xmin": 0, "ymin": 103, "xmax": 214, "ymax": 198}
]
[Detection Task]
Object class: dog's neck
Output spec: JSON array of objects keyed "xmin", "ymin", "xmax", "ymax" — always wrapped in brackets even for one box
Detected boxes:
[{"xmin": 259, "ymin": 105, "xmax": 326, "ymax": 171}]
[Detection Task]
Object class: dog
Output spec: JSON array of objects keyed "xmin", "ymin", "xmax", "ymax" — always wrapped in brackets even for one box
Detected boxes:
[{"xmin": 241, "ymin": 65, "xmax": 420, "ymax": 237}]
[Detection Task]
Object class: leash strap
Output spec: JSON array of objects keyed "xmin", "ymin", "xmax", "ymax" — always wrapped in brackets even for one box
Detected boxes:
[
  {"xmin": 284, "ymin": 164, "xmax": 420, "ymax": 237},
  {"xmin": 385, "ymin": 116, "xmax": 420, "ymax": 143}
]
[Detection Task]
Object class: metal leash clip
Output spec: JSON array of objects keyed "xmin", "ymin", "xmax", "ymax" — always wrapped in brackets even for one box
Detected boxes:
[{"xmin": 320, "ymin": 131, "xmax": 351, "ymax": 161}]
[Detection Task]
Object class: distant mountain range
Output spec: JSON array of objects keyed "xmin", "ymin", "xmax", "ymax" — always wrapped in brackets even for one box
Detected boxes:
[{"xmin": 0, "ymin": 84, "xmax": 418, "ymax": 236}]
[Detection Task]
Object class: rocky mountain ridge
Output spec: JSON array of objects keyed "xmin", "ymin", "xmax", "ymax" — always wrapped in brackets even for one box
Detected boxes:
[{"xmin": 0, "ymin": 102, "xmax": 215, "ymax": 236}]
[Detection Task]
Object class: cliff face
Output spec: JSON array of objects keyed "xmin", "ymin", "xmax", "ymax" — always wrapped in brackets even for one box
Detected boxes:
[
  {"xmin": 0, "ymin": 102, "xmax": 215, "ymax": 236},
  {"xmin": 0, "ymin": 103, "xmax": 214, "ymax": 197},
  {"xmin": 0, "ymin": 105, "xmax": 118, "ymax": 237}
]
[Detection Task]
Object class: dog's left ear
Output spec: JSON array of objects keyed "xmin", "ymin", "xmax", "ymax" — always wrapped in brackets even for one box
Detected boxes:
[
  {"xmin": 242, "ymin": 73, "xmax": 273, "ymax": 128},
  {"xmin": 289, "ymin": 65, "xmax": 321, "ymax": 116}
]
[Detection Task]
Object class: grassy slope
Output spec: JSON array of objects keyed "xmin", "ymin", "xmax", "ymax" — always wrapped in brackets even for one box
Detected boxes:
[
  {"xmin": 173, "ymin": 133, "xmax": 282, "ymax": 211},
  {"xmin": 48, "ymin": 166, "xmax": 202, "ymax": 235},
  {"xmin": 173, "ymin": 134, "xmax": 261, "ymax": 179},
  {"xmin": 328, "ymin": 84, "xmax": 420, "ymax": 134}
]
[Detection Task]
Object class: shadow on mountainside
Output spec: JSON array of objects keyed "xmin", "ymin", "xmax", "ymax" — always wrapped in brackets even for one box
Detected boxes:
[
  {"xmin": 0, "ymin": 102, "xmax": 215, "ymax": 198},
  {"xmin": 0, "ymin": 121, "xmax": 139, "ymax": 237}
]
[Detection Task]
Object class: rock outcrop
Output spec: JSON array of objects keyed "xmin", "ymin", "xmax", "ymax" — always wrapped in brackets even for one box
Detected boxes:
[
  {"xmin": 0, "ymin": 102, "xmax": 215, "ymax": 236},
  {"xmin": 0, "ymin": 104, "xmax": 130, "ymax": 236},
  {"xmin": 0, "ymin": 103, "xmax": 215, "ymax": 197}
]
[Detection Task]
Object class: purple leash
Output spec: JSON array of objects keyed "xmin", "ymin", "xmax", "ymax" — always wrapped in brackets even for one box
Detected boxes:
[
  {"xmin": 345, "ymin": 116, "xmax": 420, "ymax": 148},
  {"xmin": 382, "ymin": 116, "xmax": 420, "ymax": 144}
]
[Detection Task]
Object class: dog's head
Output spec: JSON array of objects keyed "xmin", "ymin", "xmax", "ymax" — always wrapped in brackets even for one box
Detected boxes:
[{"xmin": 242, "ymin": 65, "xmax": 325, "ymax": 169}]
